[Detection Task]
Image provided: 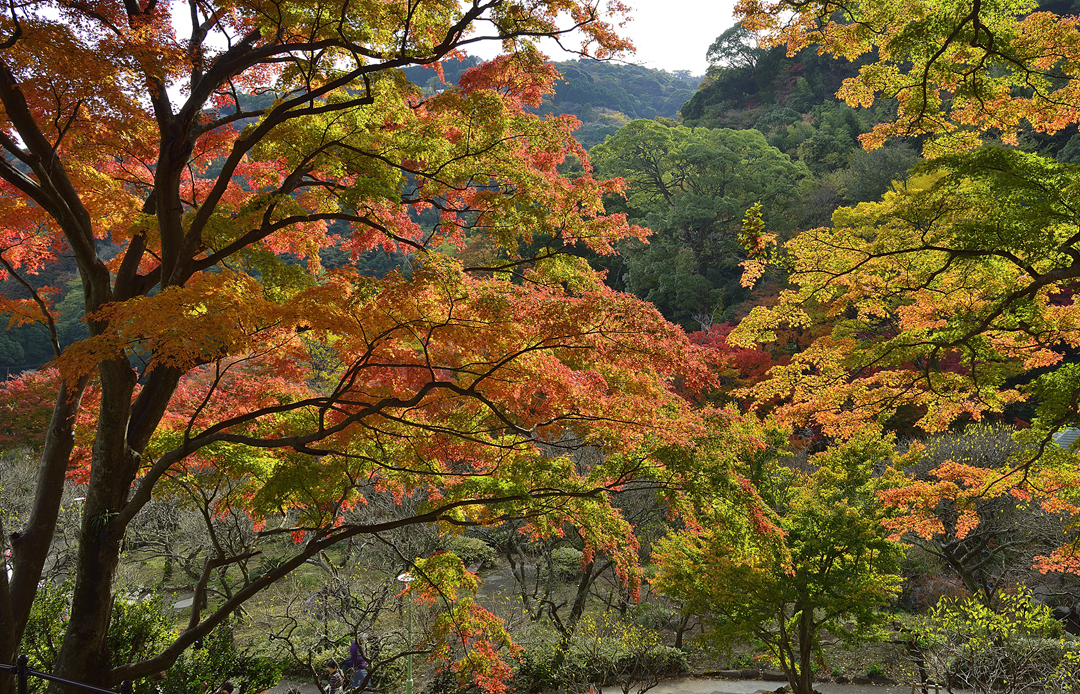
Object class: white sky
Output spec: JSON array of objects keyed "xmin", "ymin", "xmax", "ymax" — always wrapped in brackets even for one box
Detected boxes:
[
  {"xmin": 468, "ymin": 0, "xmax": 742, "ymax": 76},
  {"xmin": 618, "ymin": 0, "xmax": 741, "ymax": 75},
  {"xmin": 170, "ymin": 0, "xmax": 740, "ymax": 79}
]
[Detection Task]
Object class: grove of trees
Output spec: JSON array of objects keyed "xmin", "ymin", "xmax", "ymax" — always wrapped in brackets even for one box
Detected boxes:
[
  {"xmin": 0, "ymin": 0, "xmax": 720, "ymax": 692},
  {"xmin": 3, "ymin": 0, "xmax": 1080, "ymax": 694}
]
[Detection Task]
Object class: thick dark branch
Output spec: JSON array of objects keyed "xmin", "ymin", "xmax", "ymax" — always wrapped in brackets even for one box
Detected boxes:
[
  {"xmin": 0, "ymin": 154, "xmax": 47, "ymax": 207},
  {"xmin": 0, "ymin": 129, "xmax": 32, "ymax": 167},
  {"xmin": 0, "ymin": 59, "xmax": 110, "ymax": 308},
  {"xmin": 186, "ymin": 549, "xmax": 261, "ymax": 631},
  {"xmin": 108, "ymin": 486, "xmax": 605, "ymax": 684},
  {"xmin": 195, "ymin": 107, "xmax": 266, "ymax": 133},
  {"xmin": 0, "ymin": 0, "xmax": 21, "ymax": 50}
]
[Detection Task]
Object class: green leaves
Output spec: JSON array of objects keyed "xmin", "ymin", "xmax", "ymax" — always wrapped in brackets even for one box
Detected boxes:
[
  {"xmin": 740, "ymin": 0, "xmax": 1080, "ymax": 153},
  {"xmin": 591, "ymin": 120, "xmax": 809, "ymax": 327},
  {"xmin": 652, "ymin": 425, "xmax": 904, "ymax": 694},
  {"xmin": 917, "ymin": 586, "xmax": 1078, "ymax": 694},
  {"xmin": 731, "ymin": 147, "xmax": 1080, "ymax": 435}
]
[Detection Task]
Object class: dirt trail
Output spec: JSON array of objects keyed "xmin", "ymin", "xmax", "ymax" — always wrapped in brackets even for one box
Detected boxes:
[
  {"xmin": 647, "ymin": 678, "xmax": 926, "ymax": 694},
  {"xmin": 267, "ymin": 677, "xmax": 926, "ymax": 694}
]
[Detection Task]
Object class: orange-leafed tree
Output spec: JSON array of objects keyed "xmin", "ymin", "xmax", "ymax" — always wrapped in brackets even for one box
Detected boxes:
[
  {"xmin": 0, "ymin": 1, "xmax": 716, "ymax": 692},
  {"xmin": 730, "ymin": 0, "xmax": 1080, "ymax": 580},
  {"xmin": 737, "ymin": 0, "xmax": 1080, "ymax": 156},
  {"xmin": 879, "ymin": 424, "xmax": 1074, "ymax": 607},
  {"xmin": 730, "ymin": 149, "xmax": 1080, "ymax": 578}
]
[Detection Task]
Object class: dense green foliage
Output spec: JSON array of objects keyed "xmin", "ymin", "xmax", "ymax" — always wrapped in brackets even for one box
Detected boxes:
[
  {"xmin": 681, "ymin": 25, "xmax": 866, "ymax": 129},
  {"xmin": 441, "ymin": 535, "xmax": 499, "ymax": 570},
  {"xmin": 22, "ymin": 584, "xmax": 177, "ymax": 694},
  {"xmin": 917, "ymin": 588, "xmax": 1079, "ymax": 694},
  {"xmin": 591, "ymin": 120, "xmax": 808, "ymax": 328},
  {"xmin": 653, "ymin": 430, "xmax": 906, "ymax": 694},
  {"xmin": 159, "ymin": 624, "xmax": 282, "ymax": 694},
  {"xmin": 512, "ymin": 619, "xmax": 688, "ymax": 694}
]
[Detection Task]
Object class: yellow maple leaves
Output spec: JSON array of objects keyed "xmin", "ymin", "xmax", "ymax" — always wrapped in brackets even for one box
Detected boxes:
[
  {"xmin": 730, "ymin": 149, "xmax": 1080, "ymax": 436},
  {"xmin": 738, "ymin": 0, "xmax": 1080, "ymax": 153}
]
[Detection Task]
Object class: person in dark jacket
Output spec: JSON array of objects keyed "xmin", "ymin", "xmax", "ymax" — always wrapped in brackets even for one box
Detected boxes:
[{"xmin": 348, "ymin": 639, "xmax": 368, "ymax": 691}]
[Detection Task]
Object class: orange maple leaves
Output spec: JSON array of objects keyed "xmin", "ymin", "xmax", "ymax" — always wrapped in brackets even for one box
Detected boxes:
[{"xmin": 736, "ymin": 0, "xmax": 1080, "ymax": 154}]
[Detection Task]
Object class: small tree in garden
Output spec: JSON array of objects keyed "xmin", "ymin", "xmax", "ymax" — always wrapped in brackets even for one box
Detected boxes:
[
  {"xmin": 253, "ymin": 574, "xmax": 395, "ymax": 692},
  {"xmin": 653, "ymin": 427, "xmax": 906, "ymax": 694}
]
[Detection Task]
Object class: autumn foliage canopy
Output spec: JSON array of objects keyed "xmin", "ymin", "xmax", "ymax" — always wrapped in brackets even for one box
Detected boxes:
[
  {"xmin": 731, "ymin": 0, "xmax": 1080, "ymax": 575},
  {"xmin": 0, "ymin": 0, "xmax": 720, "ymax": 691}
]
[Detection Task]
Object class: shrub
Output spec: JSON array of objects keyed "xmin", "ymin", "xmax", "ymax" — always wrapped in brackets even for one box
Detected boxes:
[
  {"xmin": 369, "ymin": 652, "xmax": 407, "ymax": 694},
  {"xmin": 630, "ymin": 602, "xmax": 675, "ymax": 631},
  {"xmin": 559, "ymin": 616, "xmax": 685, "ymax": 694},
  {"xmin": 546, "ymin": 547, "xmax": 583, "ymax": 582},
  {"xmin": 108, "ymin": 595, "xmax": 180, "ymax": 679},
  {"xmin": 513, "ymin": 618, "xmax": 685, "ymax": 694},
  {"xmin": 727, "ymin": 654, "xmax": 756, "ymax": 670},
  {"xmin": 161, "ymin": 623, "xmax": 282, "ymax": 694},
  {"xmin": 1049, "ymin": 647, "xmax": 1080, "ymax": 693},
  {"xmin": 423, "ymin": 669, "xmax": 473, "ymax": 694},
  {"xmin": 512, "ymin": 642, "xmax": 560, "ymax": 694},
  {"xmin": 442, "ymin": 535, "xmax": 498, "ymax": 570},
  {"xmin": 917, "ymin": 586, "xmax": 1071, "ymax": 694},
  {"xmin": 21, "ymin": 583, "xmax": 179, "ymax": 694}
]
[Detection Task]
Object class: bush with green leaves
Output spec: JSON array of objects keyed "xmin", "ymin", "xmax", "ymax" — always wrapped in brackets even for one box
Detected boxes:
[
  {"xmin": 441, "ymin": 535, "xmax": 498, "ymax": 570},
  {"xmin": 546, "ymin": 547, "xmax": 583, "ymax": 582},
  {"xmin": 559, "ymin": 616, "xmax": 686, "ymax": 694},
  {"xmin": 21, "ymin": 581, "xmax": 69, "ymax": 682},
  {"xmin": 161, "ymin": 623, "xmax": 282, "ymax": 694},
  {"xmin": 629, "ymin": 602, "xmax": 675, "ymax": 631},
  {"xmin": 21, "ymin": 583, "xmax": 177, "ymax": 694},
  {"xmin": 917, "ymin": 586, "xmax": 1077, "ymax": 694},
  {"xmin": 512, "ymin": 617, "xmax": 685, "ymax": 694},
  {"xmin": 1049, "ymin": 649, "xmax": 1080, "ymax": 693},
  {"xmin": 512, "ymin": 639, "xmax": 561, "ymax": 694},
  {"xmin": 368, "ymin": 654, "xmax": 407, "ymax": 694},
  {"xmin": 423, "ymin": 668, "xmax": 474, "ymax": 694}
]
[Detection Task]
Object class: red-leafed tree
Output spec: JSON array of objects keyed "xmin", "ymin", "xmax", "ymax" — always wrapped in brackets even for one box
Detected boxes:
[{"xmin": 0, "ymin": 2, "xmax": 717, "ymax": 692}]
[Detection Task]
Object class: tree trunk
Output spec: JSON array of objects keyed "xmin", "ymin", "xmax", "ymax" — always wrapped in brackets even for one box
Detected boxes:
[
  {"xmin": 674, "ymin": 612, "xmax": 692, "ymax": 649},
  {"xmin": 0, "ymin": 378, "xmax": 88, "ymax": 694},
  {"xmin": 796, "ymin": 611, "xmax": 814, "ymax": 694},
  {"xmin": 49, "ymin": 360, "xmax": 139, "ymax": 692}
]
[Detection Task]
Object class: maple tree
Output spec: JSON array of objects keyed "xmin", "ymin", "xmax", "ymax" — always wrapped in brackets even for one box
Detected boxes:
[
  {"xmin": 878, "ymin": 424, "xmax": 1070, "ymax": 606},
  {"xmin": 653, "ymin": 426, "xmax": 905, "ymax": 694},
  {"xmin": 0, "ymin": 1, "xmax": 719, "ymax": 692},
  {"xmin": 737, "ymin": 0, "xmax": 1080, "ymax": 155},
  {"xmin": 729, "ymin": 147, "xmax": 1080, "ymax": 571},
  {"xmin": 729, "ymin": 0, "xmax": 1080, "ymax": 580}
]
